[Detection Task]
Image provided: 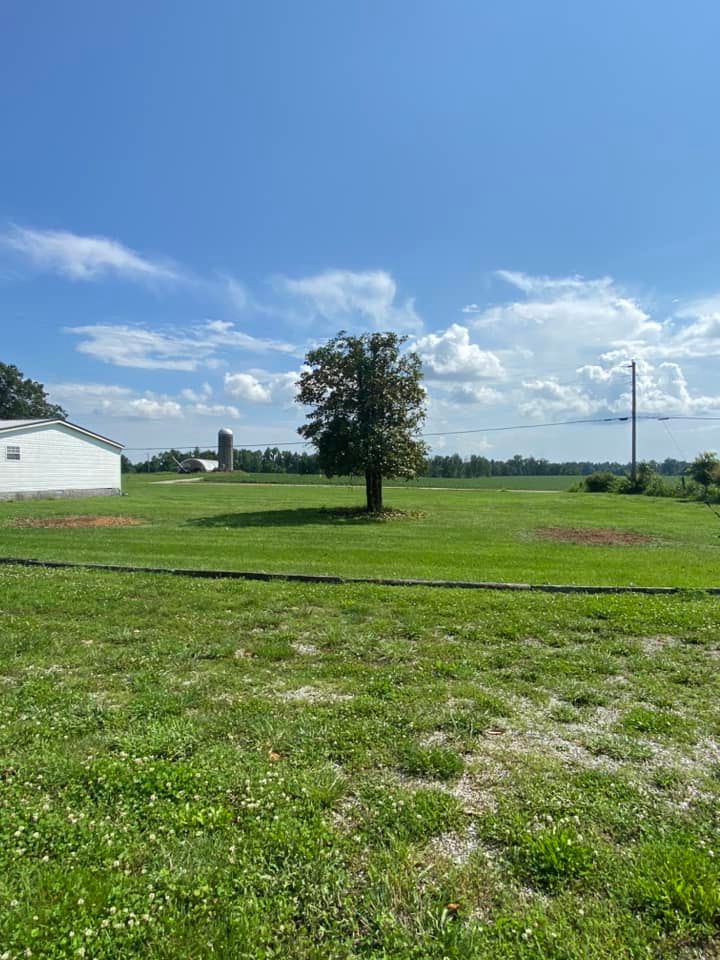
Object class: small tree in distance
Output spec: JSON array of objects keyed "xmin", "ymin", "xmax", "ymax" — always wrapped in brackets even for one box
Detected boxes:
[
  {"xmin": 296, "ymin": 331, "xmax": 427, "ymax": 512},
  {"xmin": 0, "ymin": 363, "xmax": 67, "ymax": 420},
  {"xmin": 688, "ymin": 451, "xmax": 720, "ymax": 495}
]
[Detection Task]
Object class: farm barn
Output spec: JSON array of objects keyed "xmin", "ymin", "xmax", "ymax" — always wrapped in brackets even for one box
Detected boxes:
[{"xmin": 0, "ymin": 419, "xmax": 123, "ymax": 501}]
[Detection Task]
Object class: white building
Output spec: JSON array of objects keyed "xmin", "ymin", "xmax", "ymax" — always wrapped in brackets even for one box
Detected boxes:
[{"xmin": 0, "ymin": 419, "xmax": 123, "ymax": 501}]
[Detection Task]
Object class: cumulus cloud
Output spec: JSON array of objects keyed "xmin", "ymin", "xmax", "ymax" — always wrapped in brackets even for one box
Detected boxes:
[
  {"xmin": 179, "ymin": 384, "xmax": 213, "ymax": 402},
  {"xmin": 518, "ymin": 360, "xmax": 720, "ymax": 419},
  {"xmin": 223, "ymin": 372, "xmax": 272, "ymax": 403},
  {"xmin": 413, "ymin": 324, "xmax": 504, "ymax": 380},
  {"xmin": 1, "ymin": 225, "xmax": 179, "ymax": 282},
  {"xmin": 622, "ymin": 300, "xmax": 720, "ymax": 362},
  {"xmin": 224, "ymin": 369, "xmax": 299, "ymax": 406},
  {"xmin": 476, "ymin": 273, "xmax": 659, "ymax": 354},
  {"xmin": 277, "ymin": 269, "xmax": 421, "ymax": 331},
  {"xmin": 519, "ymin": 379, "xmax": 600, "ymax": 419},
  {"xmin": 451, "ymin": 271, "xmax": 720, "ymax": 422},
  {"xmin": 128, "ymin": 398, "xmax": 183, "ymax": 419},
  {"xmin": 446, "ymin": 384, "xmax": 503, "ymax": 405}
]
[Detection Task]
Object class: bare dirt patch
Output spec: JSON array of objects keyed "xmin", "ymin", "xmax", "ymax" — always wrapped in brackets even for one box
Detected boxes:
[
  {"xmin": 277, "ymin": 685, "xmax": 353, "ymax": 704},
  {"xmin": 11, "ymin": 516, "xmax": 144, "ymax": 529},
  {"xmin": 536, "ymin": 526, "xmax": 653, "ymax": 546}
]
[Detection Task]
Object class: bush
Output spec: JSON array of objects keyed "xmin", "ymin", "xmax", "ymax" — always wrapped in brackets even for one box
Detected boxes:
[
  {"xmin": 687, "ymin": 451, "xmax": 720, "ymax": 491},
  {"xmin": 619, "ymin": 463, "xmax": 674, "ymax": 497},
  {"xmin": 583, "ymin": 472, "xmax": 620, "ymax": 493}
]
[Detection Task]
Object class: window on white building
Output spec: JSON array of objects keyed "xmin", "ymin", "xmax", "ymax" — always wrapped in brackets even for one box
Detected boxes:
[{"xmin": 6, "ymin": 446, "xmax": 20, "ymax": 461}]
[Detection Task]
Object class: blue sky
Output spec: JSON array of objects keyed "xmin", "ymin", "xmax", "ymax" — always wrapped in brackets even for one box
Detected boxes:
[{"xmin": 3, "ymin": 0, "xmax": 720, "ymax": 462}]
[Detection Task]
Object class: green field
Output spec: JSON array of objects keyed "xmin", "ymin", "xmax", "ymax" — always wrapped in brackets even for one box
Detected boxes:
[
  {"xmin": 200, "ymin": 472, "xmax": 582, "ymax": 490},
  {"xmin": 0, "ymin": 475, "xmax": 717, "ymax": 588},
  {"xmin": 1, "ymin": 565, "xmax": 719, "ymax": 958}
]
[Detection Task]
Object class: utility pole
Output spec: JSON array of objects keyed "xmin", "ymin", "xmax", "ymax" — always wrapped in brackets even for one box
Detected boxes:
[{"xmin": 630, "ymin": 360, "xmax": 637, "ymax": 482}]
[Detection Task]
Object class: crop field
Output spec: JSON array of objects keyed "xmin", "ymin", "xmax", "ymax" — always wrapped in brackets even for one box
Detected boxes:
[
  {"xmin": 1, "ymin": 482, "xmax": 720, "ymax": 958},
  {"xmin": 0, "ymin": 475, "xmax": 717, "ymax": 588},
  {"xmin": 1, "ymin": 565, "xmax": 720, "ymax": 959}
]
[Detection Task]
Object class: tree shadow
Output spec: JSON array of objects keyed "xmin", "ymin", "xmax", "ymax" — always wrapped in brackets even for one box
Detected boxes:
[{"xmin": 187, "ymin": 506, "xmax": 384, "ymax": 528}]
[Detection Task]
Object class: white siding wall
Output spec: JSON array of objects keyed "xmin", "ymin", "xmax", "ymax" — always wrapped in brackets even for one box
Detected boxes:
[{"xmin": 0, "ymin": 423, "xmax": 121, "ymax": 496}]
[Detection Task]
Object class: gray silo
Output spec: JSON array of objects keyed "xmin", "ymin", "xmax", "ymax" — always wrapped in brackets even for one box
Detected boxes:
[{"xmin": 218, "ymin": 428, "xmax": 234, "ymax": 472}]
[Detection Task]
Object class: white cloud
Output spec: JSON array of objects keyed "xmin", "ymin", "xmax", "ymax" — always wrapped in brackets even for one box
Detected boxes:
[
  {"xmin": 518, "ymin": 359, "xmax": 720, "ymax": 419},
  {"xmin": 46, "ymin": 382, "xmax": 134, "ymax": 416},
  {"xmin": 218, "ymin": 275, "xmax": 249, "ymax": 311},
  {"xmin": 48, "ymin": 382, "xmax": 184, "ymax": 420},
  {"xmin": 188, "ymin": 402, "xmax": 240, "ymax": 419},
  {"xmin": 201, "ymin": 320, "xmax": 296, "ymax": 354},
  {"xmin": 446, "ymin": 384, "xmax": 503, "ymax": 405},
  {"xmin": 67, "ymin": 325, "xmax": 203, "ymax": 371},
  {"xmin": 476, "ymin": 278, "xmax": 658, "ymax": 353},
  {"xmin": 519, "ymin": 379, "xmax": 600, "ymax": 418},
  {"xmin": 625, "ymin": 301, "xmax": 720, "ymax": 362},
  {"xmin": 179, "ymin": 384, "xmax": 213, "ymax": 402},
  {"xmin": 65, "ymin": 320, "xmax": 297, "ymax": 371},
  {"xmin": 224, "ymin": 369, "xmax": 299, "ymax": 406},
  {"xmin": 223, "ymin": 372, "xmax": 272, "ymax": 403},
  {"xmin": 48, "ymin": 382, "xmax": 245, "ymax": 423},
  {"xmin": 128, "ymin": 398, "xmax": 183, "ymax": 419},
  {"xmin": 277, "ymin": 269, "xmax": 421, "ymax": 331},
  {"xmin": 413, "ymin": 324, "xmax": 504, "ymax": 380},
  {"xmin": 1, "ymin": 225, "xmax": 179, "ymax": 282},
  {"xmin": 495, "ymin": 270, "xmax": 615, "ymax": 297}
]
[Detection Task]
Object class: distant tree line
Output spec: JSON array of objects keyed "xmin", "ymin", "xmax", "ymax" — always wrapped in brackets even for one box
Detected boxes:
[
  {"xmin": 423, "ymin": 454, "xmax": 688, "ymax": 478},
  {"xmin": 123, "ymin": 448, "xmax": 690, "ymax": 478}
]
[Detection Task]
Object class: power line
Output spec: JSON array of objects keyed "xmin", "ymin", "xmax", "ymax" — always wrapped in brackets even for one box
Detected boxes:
[
  {"xmin": 124, "ymin": 415, "xmax": 630, "ymax": 451},
  {"xmin": 421, "ymin": 415, "xmax": 628, "ymax": 439},
  {"xmin": 122, "ymin": 414, "xmax": 720, "ymax": 454}
]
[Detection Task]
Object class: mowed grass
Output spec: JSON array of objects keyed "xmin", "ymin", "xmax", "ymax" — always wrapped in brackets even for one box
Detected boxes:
[
  {"xmin": 0, "ymin": 475, "xmax": 718, "ymax": 587},
  {"xmin": 1, "ymin": 565, "xmax": 720, "ymax": 958}
]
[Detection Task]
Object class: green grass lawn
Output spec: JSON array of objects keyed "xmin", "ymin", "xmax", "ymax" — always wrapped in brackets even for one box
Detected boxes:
[
  {"xmin": 0, "ymin": 475, "xmax": 717, "ymax": 587},
  {"xmin": 1, "ymin": 565, "xmax": 719, "ymax": 958}
]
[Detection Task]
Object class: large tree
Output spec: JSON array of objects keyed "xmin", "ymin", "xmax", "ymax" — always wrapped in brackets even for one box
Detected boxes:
[
  {"xmin": 0, "ymin": 363, "xmax": 67, "ymax": 420},
  {"xmin": 296, "ymin": 331, "xmax": 427, "ymax": 512}
]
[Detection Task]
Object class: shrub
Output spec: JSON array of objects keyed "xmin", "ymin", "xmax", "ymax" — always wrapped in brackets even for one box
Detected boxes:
[
  {"xmin": 618, "ymin": 462, "xmax": 671, "ymax": 496},
  {"xmin": 687, "ymin": 451, "xmax": 720, "ymax": 492},
  {"xmin": 583, "ymin": 472, "xmax": 620, "ymax": 493}
]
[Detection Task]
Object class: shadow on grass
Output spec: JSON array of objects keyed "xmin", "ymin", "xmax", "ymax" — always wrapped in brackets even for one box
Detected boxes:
[{"xmin": 187, "ymin": 507, "xmax": 398, "ymax": 528}]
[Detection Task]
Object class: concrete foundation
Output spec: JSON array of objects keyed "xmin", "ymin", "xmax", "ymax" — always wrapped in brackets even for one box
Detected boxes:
[{"xmin": 0, "ymin": 487, "xmax": 121, "ymax": 502}]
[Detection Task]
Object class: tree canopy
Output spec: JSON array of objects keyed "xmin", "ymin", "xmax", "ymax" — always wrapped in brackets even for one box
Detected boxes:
[
  {"xmin": 296, "ymin": 331, "xmax": 427, "ymax": 511},
  {"xmin": 0, "ymin": 363, "xmax": 67, "ymax": 420},
  {"xmin": 687, "ymin": 451, "xmax": 720, "ymax": 492}
]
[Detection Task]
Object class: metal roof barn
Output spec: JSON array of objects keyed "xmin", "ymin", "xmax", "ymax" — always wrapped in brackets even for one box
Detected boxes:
[
  {"xmin": 0, "ymin": 419, "xmax": 123, "ymax": 502},
  {"xmin": 178, "ymin": 457, "xmax": 219, "ymax": 473}
]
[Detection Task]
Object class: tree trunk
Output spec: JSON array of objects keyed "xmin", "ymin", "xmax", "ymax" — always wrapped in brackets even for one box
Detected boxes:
[{"xmin": 365, "ymin": 467, "xmax": 383, "ymax": 512}]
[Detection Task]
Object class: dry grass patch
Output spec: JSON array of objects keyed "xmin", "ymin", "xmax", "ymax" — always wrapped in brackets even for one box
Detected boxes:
[
  {"xmin": 535, "ymin": 526, "xmax": 653, "ymax": 546},
  {"xmin": 10, "ymin": 515, "xmax": 144, "ymax": 529}
]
